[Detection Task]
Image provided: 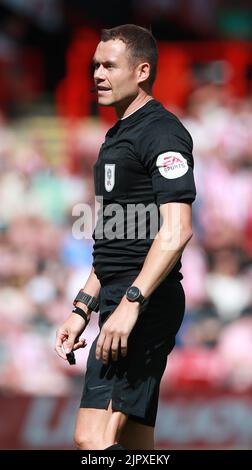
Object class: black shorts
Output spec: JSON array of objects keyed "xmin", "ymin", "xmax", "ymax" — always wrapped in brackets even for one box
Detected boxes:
[{"xmin": 80, "ymin": 274, "xmax": 185, "ymax": 427}]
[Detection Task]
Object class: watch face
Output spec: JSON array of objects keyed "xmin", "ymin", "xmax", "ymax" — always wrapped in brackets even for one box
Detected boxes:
[{"xmin": 127, "ymin": 286, "xmax": 140, "ymax": 301}]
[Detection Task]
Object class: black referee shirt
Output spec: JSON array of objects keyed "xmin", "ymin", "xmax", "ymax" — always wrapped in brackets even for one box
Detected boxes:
[{"xmin": 92, "ymin": 99, "xmax": 196, "ymax": 281}]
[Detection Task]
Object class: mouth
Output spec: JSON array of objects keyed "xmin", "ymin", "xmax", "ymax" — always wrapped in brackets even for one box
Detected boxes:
[{"xmin": 97, "ymin": 86, "xmax": 112, "ymax": 94}]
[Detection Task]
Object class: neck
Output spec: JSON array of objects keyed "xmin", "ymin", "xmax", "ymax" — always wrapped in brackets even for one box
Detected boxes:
[{"xmin": 115, "ymin": 91, "xmax": 153, "ymax": 119}]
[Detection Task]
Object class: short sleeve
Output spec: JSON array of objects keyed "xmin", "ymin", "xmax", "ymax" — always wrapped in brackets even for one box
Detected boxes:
[{"xmin": 138, "ymin": 118, "xmax": 196, "ymax": 205}]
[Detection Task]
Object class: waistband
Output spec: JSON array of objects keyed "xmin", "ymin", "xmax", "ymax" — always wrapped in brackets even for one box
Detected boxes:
[
  {"xmin": 99, "ymin": 271, "xmax": 139, "ymax": 287},
  {"xmin": 99, "ymin": 271, "xmax": 183, "ymax": 288}
]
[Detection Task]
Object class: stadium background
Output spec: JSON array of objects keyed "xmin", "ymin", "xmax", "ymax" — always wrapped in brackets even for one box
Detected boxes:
[{"xmin": 0, "ymin": 0, "xmax": 252, "ymax": 450}]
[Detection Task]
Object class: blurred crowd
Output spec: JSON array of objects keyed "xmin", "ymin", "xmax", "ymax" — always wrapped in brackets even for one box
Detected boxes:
[{"xmin": 0, "ymin": 84, "xmax": 252, "ymax": 397}]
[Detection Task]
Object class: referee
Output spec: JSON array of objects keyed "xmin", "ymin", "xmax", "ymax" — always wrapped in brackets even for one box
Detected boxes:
[{"xmin": 55, "ymin": 24, "xmax": 196, "ymax": 450}]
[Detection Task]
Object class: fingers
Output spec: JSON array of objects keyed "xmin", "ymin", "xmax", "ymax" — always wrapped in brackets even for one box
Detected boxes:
[
  {"xmin": 111, "ymin": 335, "xmax": 120, "ymax": 362},
  {"xmin": 55, "ymin": 325, "xmax": 87, "ymax": 363},
  {"xmin": 95, "ymin": 331, "xmax": 105, "ymax": 361},
  {"xmin": 96, "ymin": 330, "xmax": 128, "ymax": 364},
  {"xmin": 72, "ymin": 339, "xmax": 87, "ymax": 351},
  {"xmin": 55, "ymin": 332, "xmax": 68, "ymax": 360},
  {"xmin": 102, "ymin": 336, "xmax": 112, "ymax": 365},
  {"xmin": 55, "ymin": 331, "xmax": 83, "ymax": 358},
  {"xmin": 64, "ymin": 333, "xmax": 76, "ymax": 354},
  {"xmin": 120, "ymin": 336, "xmax": 128, "ymax": 358},
  {"xmin": 96, "ymin": 332, "xmax": 112, "ymax": 365}
]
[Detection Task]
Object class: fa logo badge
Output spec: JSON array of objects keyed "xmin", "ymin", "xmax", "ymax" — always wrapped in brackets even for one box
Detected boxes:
[{"xmin": 105, "ymin": 164, "xmax": 115, "ymax": 192}]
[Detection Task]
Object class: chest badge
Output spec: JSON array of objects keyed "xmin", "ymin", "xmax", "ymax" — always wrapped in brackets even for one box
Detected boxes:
[{"xmin": 105, "ymin": 164, "xmax": 115, "ymax": 192}]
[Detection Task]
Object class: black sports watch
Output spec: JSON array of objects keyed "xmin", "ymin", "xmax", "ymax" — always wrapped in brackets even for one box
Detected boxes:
[
  {"xmin": 73, "ymin": 290, "xmax": 99, "ymax": 312},
  {"xmin": 126, "ymin": 286, "xmax": 145, "ymax": 305}
]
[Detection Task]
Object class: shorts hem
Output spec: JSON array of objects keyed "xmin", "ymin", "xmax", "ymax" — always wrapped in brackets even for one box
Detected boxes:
[
  {"xmin": 112, "ymin": 403, "xmax": 156, "ymax": 427},
  {"xmin": 80, "ymin": 398, "xmax": 111, "ymax": 410},
  {"xmin": 79, "ymin": 398, "xmax": 155, "ymax": 426}
]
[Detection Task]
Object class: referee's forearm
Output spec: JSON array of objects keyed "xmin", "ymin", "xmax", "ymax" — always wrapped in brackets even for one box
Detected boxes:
[
  {"xmin": 132, "ymin": 229, "xmax": 192, "ymax": 299},
  {"xmin": 81, "ymin": 267, "xmax": 101, "ymax": 298}
]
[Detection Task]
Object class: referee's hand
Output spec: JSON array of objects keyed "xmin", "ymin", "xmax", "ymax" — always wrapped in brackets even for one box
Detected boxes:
[
  {"xmin": 55, "ymin": 313, "xmax": 87, "ymax": 360},
  {"xmin": 95, "ymin": 297, "xmax": 140, "ymax": 365}
]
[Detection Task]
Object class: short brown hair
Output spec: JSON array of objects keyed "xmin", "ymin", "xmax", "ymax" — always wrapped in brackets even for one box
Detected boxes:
[{"xmin": 100, "ymin": 24, "xmax": 158, "ymax": 87}]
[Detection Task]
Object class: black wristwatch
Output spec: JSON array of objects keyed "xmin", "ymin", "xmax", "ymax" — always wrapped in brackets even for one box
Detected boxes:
[
  {"xmin": 73, "ymin": 290, "xmax": 99, "ymax": 312},
  {"xmin": 126, "ymin": 286, "xmax": 145, "ymax": 305}
]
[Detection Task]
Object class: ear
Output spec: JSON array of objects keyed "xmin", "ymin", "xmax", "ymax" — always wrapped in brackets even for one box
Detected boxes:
[{"xmin": 137, "ymin": 62, "xmax": 150, "ymax": 85}]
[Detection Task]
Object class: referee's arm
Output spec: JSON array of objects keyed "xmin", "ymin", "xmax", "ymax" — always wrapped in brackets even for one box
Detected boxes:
[
  {"xmin": 55, "ymin": 267, "xmax": 101, "ymax": 360},
  {"xmin": 95, "ymin": 201, "xmax": 192, "ymax": 365},
  {"xmin": 76, "ymin": 266, "xmax": 101, "ymax": 300},
  {"xmin": 132, "ymin": 201, "xmax": 193, "ymax": 298}
]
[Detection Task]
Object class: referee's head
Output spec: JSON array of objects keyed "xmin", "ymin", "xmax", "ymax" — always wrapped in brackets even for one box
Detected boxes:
[
  {"xmin": 100, "ymin": 24, "xmax": 158, "ymax": 88},
  {"xmin": 93, "ymin": 24, "xmax": 158, "ymax": 110}
]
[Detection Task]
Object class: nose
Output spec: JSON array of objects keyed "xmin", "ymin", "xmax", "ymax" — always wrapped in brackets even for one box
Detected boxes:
[{"xmin": 94, "ymin": 65, "xmax": 106, "ymax": 81}]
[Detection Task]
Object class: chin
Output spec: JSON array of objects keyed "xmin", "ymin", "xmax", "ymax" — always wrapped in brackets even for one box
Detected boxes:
[{"xmin": 97, "ymin": 98, "xmax": 115, "ymax": 107}]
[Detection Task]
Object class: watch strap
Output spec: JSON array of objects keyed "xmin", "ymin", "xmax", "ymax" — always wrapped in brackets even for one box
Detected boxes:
[
  {"xmin": 136, "ymin": 292, "xmax": 145, "ymax": 305},
  {"xmin": 73, "ymin": 291, "xmax": 99, "ymax": 312},
  {"xmin": 138, "ymin": 293, "xmax": 145, "ymax": 305},
  {"xmin": 72, "ymin": 306, "xmax": 90, "ymax": 326}
]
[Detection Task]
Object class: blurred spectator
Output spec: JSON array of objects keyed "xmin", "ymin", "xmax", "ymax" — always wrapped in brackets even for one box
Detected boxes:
[
  {"xmin": 206, "ymin": 248, "xmax": 251, "ymax": 321},
  {"xmin": 217, "ymin": 307, "xmax": 252, "ymax": 391}
]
